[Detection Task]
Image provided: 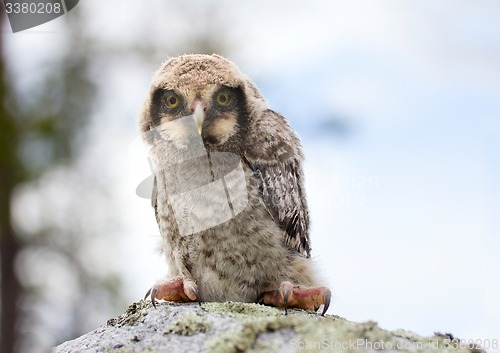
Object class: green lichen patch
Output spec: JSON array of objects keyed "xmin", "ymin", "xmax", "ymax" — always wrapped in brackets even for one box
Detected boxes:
[
  {"xmin": 202, "ymin": 302, "xmax": 347, "ymax": 353},
  {"xmin": 203, "ymin": 302, "xmax": 332, "ymax": 318},
  {"xmin": 107, "ymin": 300, "xmax": 153, "ymax": 327},
  {"xmin": 202, "ymin": 301, "xmax": 284, "ymax": 317},
  {"xmin": 204, "ymin": 323, "xmax": 291, "ymax": 353},
  {"xmin": 203, "ymin": 330, "xmax": 249, "ymax": 353},
  {"xmin": 292, "ymin": 318, "xmax": 381, "ymax": 352},
  {"xmin": 164, "ymin": 312, "xmax": 211, "ymax": 336},
  {"xmin": 203, "ymin": 315, "xmax": 302, "ymax": 353}
]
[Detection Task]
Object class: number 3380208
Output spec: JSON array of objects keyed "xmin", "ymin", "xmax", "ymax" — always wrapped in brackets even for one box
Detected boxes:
[{"xmin": 4, "ymin": 2, "xmax": 62, "ymax": 14}]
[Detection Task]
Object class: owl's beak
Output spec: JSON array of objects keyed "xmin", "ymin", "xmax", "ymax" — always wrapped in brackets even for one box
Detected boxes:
[{"xmin": 193, "ymin": 104, "xmax": 205, "ymax": 134}]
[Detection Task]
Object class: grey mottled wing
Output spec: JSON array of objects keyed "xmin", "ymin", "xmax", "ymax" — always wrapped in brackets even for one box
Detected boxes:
[{"xmin": 245, "ymin": 109, "xmax": 311, "ymax": 258}]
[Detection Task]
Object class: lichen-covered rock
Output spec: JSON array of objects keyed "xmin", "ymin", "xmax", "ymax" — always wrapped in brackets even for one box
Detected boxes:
[{"xmin": 55, "ymin": 301, "xmax": 484, "ymax": 353}]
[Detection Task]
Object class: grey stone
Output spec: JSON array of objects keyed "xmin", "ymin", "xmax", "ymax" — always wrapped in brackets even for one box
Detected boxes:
[{"xmin": 55, "ymin": 301, "xmax": 484, "ymax": 353}]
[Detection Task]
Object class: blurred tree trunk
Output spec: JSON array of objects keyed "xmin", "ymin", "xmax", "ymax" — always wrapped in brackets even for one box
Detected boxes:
[
  {"xmin": 0, "ymin": 182, "xmax": 20, "ymax": 353},
  {"xmin": 0, "ymin": 12, "xmax": 23, "ymax": 353},
  {"xmin": 0, "ymin": 9, "xmax": 124, "ymax": 351}
]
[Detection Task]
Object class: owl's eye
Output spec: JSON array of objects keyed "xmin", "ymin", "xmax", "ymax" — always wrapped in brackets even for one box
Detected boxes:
[
  {"xmin": 215, "ymin": 92, "xmax": 231, "ymax": 106},
  {"xmin": 166, "ymin": 94, "xmax": 180, "ymax": 108}
]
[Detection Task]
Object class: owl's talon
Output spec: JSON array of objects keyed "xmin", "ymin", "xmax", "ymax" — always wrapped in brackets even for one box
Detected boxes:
[
  {"xmin": 261, "ymin": 282, "xmax": 331, "ymax": 316},
  {"xmin": 321, "ymin": 288, "xmax": 331, "ymax": 316},
  {"xmin": 143, "ymin": 287, "xmax": 159, "ymax": 308},
  {"xmin": 191, "ymin": 287, "xmax": 202, "ymax": 306},
  {"xmin": 150, "ymin": 287, "xmax": 158, "ymax": 308}
]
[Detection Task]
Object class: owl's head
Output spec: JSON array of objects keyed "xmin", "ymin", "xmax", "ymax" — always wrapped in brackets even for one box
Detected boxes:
[{"xmin": 140, "ymin": 54, "xmax": 267, "ymax": 148}]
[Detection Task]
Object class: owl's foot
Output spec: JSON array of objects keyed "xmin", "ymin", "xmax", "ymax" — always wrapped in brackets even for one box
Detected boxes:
[
  {"xmin": 260, "ymin": 281, "xmax": 331, "ymax": 316},
  {"xmin": 144, "ymin": 277, "xmax": 201, "ymax": 308}
]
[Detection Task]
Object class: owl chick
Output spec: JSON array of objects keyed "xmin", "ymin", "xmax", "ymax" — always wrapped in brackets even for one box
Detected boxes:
[{"xmin": 139, "ymin": 54, "xmax": 330, "ymax": 315}]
